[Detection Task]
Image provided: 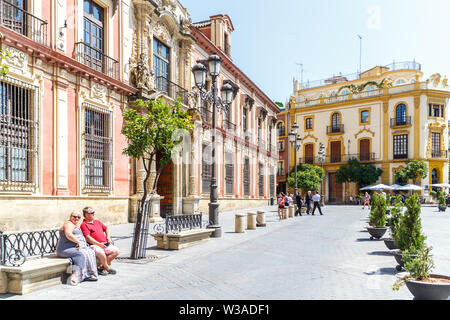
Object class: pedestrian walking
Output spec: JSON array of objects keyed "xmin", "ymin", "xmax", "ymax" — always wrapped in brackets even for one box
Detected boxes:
[
  {"xmin": 305, "ymin": 191, "xmax": 312, "ymax": 215},
  {"xmin": 362, "ymin": 192, "xmax": 371, "ymax": 210},
  {"xmin": 285, "ymin": 193, "xmax": 293, "ymax": 207},
  {"xmin": 295, "ymin": 192, "xmax": 303, "ymax": 216},
  {"xmin": 311, "ymin": 191, "xmax": 323, "ymax": 215},
  {"xmin": 277, "ymin": 193, "xmax": 286, "ymax": 220}
]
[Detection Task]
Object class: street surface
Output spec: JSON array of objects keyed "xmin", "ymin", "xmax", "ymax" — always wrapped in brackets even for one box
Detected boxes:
[{"xmin": 3, "ymin": 205, "xmax": 450, "ymax": 300}]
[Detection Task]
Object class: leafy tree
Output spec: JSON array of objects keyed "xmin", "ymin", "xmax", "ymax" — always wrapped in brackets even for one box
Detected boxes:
[
  {"xmin": 122, "ymin": 98, "xmax": 193, "ymax": 259},
  {"xmin": 395, "ymin": 160, "xmax": 428, "ymax": 185},
  {"xmin": 0, "ymin": 50, "xmax": 11, "ymax": 77},
  {"xmin": 288, "ymin": 163, "xmax": 324, "ymax": 192},
  {"xmin": 394, "ymin": 194, "xmax": 426, "ymax": 253},
  {"xmin": 336, "ymin": 159, "xmax": 382, "ymax": 186}
]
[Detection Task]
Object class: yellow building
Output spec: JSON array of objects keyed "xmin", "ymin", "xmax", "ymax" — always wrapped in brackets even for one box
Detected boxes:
[{"xmin": 284, "ymin": 62, "xmax": 450, "ymax": 203}]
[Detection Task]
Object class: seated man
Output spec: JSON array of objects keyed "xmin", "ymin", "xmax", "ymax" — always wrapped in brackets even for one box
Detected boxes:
[{"xmin": 80, "ymin": 207, "xmax": 119, "ymax": 276}]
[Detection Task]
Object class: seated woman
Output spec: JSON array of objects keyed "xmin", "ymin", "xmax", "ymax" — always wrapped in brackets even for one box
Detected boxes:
[{"xmin": 56, "ymin": 211, "xmax": 98, "ymax": 286}]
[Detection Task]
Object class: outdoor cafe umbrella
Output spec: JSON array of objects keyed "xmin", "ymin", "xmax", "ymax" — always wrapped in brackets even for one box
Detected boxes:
[
  {"xmin": 367, "ymin": 184, "xmax": 394, "ymax": 191},
  {"xmin": 394, "ymin": 184, "xmax": 423, "ymax": 191},
  {"xmin": 430, "ymin": 183, "xmax": 450, "ymax": 189}
]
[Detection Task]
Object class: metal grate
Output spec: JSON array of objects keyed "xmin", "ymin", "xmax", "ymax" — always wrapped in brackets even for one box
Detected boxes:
[
  {"xmin": 83, "ymin": 105, "xmax": 112, "ymax": 192},
  {"xmin": 258, "ymin": 162, "xmax": 264, "ymax": 197},
  {"xmin": 202, "ymin": 144, "xmax": 211, "ymax": 194},
  {"xmin": 0, "ymin": 79, "xmax": 38, "ymax": 192},
  {"xmin": 243, "ymin": 158, "xmax": 250, "ymax": 196},
  {"xmin": 75, "ymin": 42, "xmax": 119, "ymax": 79},
  {"xmin": 225, "ymin": 152, "xmax": 233, "ymax": 195}
]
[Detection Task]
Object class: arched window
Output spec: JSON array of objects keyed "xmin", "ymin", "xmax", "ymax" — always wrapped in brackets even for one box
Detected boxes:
[
  {"xmin": 395, "ymin": 79, "xmax": 406, "ymax": 85},
  {"xmin": 395, "ymin": 104, "xmax": 407, "ymax": 125},
  {"xmin": 277, "ymin": 122, "xmax": 285, "ymax": 136},
  {"xmin": 340, "ymin": 89, "xmax": 349, "ymax": 96},
  {"xmin": 366, "ymin": 85, "xmax": 376, "ymax": 91},
  {"xmin": 331, "ymin": 113, "xmax": 341, "ymax": 132},
  {"xmin": 432, "ymin": 169, "xmax": 439, "ymax": 192}
]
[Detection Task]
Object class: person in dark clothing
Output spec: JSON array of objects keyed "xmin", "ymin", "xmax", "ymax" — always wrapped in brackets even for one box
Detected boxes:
[
  {"xmin": 295, "ymin": 192, "xmax": 303, "ymax": 216},
  {"xmin": 305, "ymin": 191, "xmax": 312, "ymax": 215}
]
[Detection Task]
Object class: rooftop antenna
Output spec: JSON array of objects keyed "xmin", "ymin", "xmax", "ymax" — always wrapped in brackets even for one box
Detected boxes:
[{"xmin": 357, "ymin": 35, "xmax": 362, "ymax": 75}]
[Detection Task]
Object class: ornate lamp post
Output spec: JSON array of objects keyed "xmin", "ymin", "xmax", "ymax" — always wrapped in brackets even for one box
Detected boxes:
[
  {"xmin": 191, "ymin": 53, "xmax": 235, "ymax": 238},
  {"xmin": 289, "ymin": 123, "xmax": 302, "ymax": 197},
  {"xmin": 318, "ymin": 142, "xmax": 326, "ymax": 206}
]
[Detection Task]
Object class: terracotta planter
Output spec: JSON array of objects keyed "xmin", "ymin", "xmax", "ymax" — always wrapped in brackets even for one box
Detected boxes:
[
  {"xmin": 383, "ymin": 238, "xmax": 398, "ymax": 250},
  {"xmin": 405, "ymin": 275, "xmax": 450, "ymax": 300},
  {"xmin": 366, "ymin": 227, "xmax": 387, "ymax": 240}
]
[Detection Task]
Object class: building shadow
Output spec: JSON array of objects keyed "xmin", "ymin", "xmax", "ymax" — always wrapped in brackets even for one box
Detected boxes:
[{"xmin": 368, "ymin": 251, "xmax": 394, "ymax": 256}]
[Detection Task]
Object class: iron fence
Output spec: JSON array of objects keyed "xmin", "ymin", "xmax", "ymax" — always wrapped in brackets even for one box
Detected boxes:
[
  {"xmin": 390, "ymin": 116, "xmax": 412, "ymax": 127},
  {"xmin": 153, "ymin": 213, "xmax": 203, "ymax": 234},
  {"xmin": 0, "ymin": 229, "xmax": 59, "ymax": 266}
]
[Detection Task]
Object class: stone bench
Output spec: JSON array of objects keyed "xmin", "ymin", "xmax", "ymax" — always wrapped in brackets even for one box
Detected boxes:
[
  {"xmin": 151, "ymin": 229, "xmax": 214, "ymax": 250},
  {"xmin": 0, "ymin": 255, "xmax": 70, "ymax": 295}
]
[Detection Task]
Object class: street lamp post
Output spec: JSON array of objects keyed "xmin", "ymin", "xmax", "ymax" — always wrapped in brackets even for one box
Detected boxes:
[
  {"xmin": 318, "ymin": 142, "xmax": 326, "ymax": 206},
  {"xmin": 289, "ymin": 123, "xmax": 302, "ymax": 197},
  {"xmin": 192, "ymin": 54, "xmax": 235, "ymax": 238}
]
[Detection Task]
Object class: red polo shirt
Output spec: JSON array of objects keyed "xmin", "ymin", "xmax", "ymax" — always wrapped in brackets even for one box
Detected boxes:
[{"xmin": 80, "ymin": 220, "xmax": 108, "ymax": 243}]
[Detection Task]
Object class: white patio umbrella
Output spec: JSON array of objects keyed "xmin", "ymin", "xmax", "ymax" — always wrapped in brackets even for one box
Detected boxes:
[
  {"xmin": 431, "ymin": 183, "xmax": 450, "ymax": 189},
  {"xmin": 359, "ymin": 185, "xmax": 373, "ymax": 191},
  {"xmin": 368, "ymin": 184, "xmax": 394, "ymax": 191},
  {"xmin": 394, "ymin": 184, "xmax": 423, "ymax": 191}
]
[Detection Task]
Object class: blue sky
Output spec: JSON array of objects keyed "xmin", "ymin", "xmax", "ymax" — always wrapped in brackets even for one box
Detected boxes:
[{"xmin": 181, "ymin": 0, "xmax": 450, "ymax": 104}]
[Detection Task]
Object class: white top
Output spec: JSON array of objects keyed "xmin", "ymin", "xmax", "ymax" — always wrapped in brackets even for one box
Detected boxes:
[
  {"xmin": 286, "ymin": 196, "xmax": 293, "ymax": 205},
  {"xmin": 312, "ymin": 194, "xmax": 321, "ymax": 202}
]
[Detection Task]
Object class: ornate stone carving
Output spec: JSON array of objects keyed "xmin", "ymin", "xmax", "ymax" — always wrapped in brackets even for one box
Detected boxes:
[
  {"xmin": 430, "ymin": 73, "xmax": 441, "ymax": 87},
  {"xmin": 4, "ymin": 47, "xmax": 27, "ymax": 71},
  {"xmin": 131, "ymin": 53, "xmax": 154, "ymax": 91},
  {"xmin": 91, "ymin": 83, "xmax": 107, "ymax": 102}
]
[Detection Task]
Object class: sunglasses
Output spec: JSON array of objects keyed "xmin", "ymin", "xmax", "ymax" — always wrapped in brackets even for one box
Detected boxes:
[
  {"xmin": 72, "ymin": 216, "xmax": 81, "ymax": 219},
  {"xmin": 86, "ymin": 212, "xmax": 95, "ymax": 215}
]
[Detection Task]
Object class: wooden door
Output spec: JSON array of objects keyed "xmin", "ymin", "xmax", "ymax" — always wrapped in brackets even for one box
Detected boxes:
[
  {"xmin": 360, "ymin": 139, "xmax": 370, "ymax": 161},
  {"xmin": 156, "ymin": 154, "xmax": 173, "ymax": 218},
  {"xmin": 305, "ymin": 144, "xmax": 314, "ymax": 164},
  {"xmin": 328, "ymin": 172, "xmax": 343, "ymax": 203},
  {"xmin": 330, "ymin": 141, "xmax": 341, "ymax": 163}
]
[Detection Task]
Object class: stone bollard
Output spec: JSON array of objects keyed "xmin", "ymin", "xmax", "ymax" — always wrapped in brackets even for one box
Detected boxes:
[
  {"xmin": 289, "ymin": 205, "xmax": 294, "ymax": 218},
  {"xmin": 247, "ymin": 212, "xmax": 257, "ymax": 230},
  {"xmin": 256, "ymin": 210, "xmax": 266, "ymax": 227},
  {"xmin": 235, "ymin": 214, "xmax": 245, "ymax": 233},
  {"xmin": 282, "ymin": 208, "xmax": 288, "ymax": 220}
]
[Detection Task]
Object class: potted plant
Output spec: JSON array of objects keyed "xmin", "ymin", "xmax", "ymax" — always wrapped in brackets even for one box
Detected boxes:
[
  {"xmin": 393, "ymin": 194, "xmax": 426, "ymax": 271},
  {"xmin": 429, "ymin": 190, "xmax": 437, "ymax": 204},
  {"xmin": 384, "ymin": 196, "xmax": 403, "ymax": 250},
  {"xmin": 438, "ymin": 192, "xmax": 447, "ymax": 212},
  {"xmin": 393, "ymin": 246, "xmax": 450, "ymax": 300},
  {"xmin": 367, "ymin": 193, "xmax": 388, "ymax": 240}
]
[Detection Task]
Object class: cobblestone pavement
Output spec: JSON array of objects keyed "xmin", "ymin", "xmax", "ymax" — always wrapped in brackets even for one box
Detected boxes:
[{"xmin": 3, "ymin": 205, "xmax": 450, "ymax": 300}]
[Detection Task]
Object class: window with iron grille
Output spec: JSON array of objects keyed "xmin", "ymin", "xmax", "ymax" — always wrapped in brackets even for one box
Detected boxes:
[
  {"xmin": 84, "ymin": 105, "xmax": 112, "ymax": 191},
  {"xmin": 0, "ymin": 79, "xmax": 38, "ymax": 192},
  {"xmin": 432, "ymin": 132, "xmax": 441, "ymax": 157},
  {"xmin": 225, "ymin": 152, "xmax": 233, "ymax": 195},
  {"xmin": 258, "ymin": 162, "xmax": 264, "ymax": 197},
  {"xmin": 243, "ymin": 157, "xmax": 250, "ymax": 196},
  {"xmin": 202, "ymin": 144, "xmax": 211, "ymax": 194},
  {"xmin": 305, "ymin": 117, "xmax": 313, "ymax": 130},
  {"xmin": 83, "ymin": 0, "xmax": 104, "ymax": 73},
  {"xmin": 393, "ymin": 134, "xmax": 408, "ymax": 159},
  {"xmin": 270, "ymin": 168, "xmax": 275, "ymax": 198},
  {"xmin": 243, "ymin": 107, "xmax": 248, "ymax": 133}
]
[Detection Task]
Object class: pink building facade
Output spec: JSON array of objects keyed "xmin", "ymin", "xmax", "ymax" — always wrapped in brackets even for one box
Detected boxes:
[{"xmin": 0, "ymin": 0, "xmax": 135, "ymax": 231}]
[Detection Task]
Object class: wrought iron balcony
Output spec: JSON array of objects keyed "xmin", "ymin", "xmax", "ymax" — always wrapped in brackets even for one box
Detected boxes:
[
  {"xmin": 155, "ymin": 76, "xmax": 189, "ymax": 106},
  {"xmin": 299, "ymin": 153, "xmax": 376, "ymax": 164},
  {"xmin": 0, "ymin": 0, "xmax": 48, "ymax": 46},
  {"xmin": 222, "ymin": 119, "xmax": 236, "ymax": 131},
  {"xmin": 326, "ymin": 125, "xmax": 344, "ymax": 134},
  {"xmin": 431, "ymin": 150, "xmax": 448, "ymax": 159},
  {"xmin": 199, "ymin": 107, "xmax": 213, "ymax": 123},
  {"xmin": 75, "ymin": 42, "xmax": 119, "ymax": 80},
  {"xmin": 390, "ymin": 116, "xmax": 412, "ymax": 127}
]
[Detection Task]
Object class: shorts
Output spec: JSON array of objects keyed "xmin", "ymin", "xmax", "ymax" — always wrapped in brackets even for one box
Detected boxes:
[{"xmin": 90, "ymin": 244, "xmax": 120, "ymax": 256}]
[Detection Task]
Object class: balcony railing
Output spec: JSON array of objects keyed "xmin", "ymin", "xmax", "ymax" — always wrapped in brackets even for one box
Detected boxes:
[
  {"xmin": 431, "ymin": 150, "xmax": 448, "ymax": 159},
  {"xmin": 326, "ymin": 125, "xmax": 344, "ymax": 134},
  {"xmin": 155, "ymin": 76, "xmax": 189, "ymax": 106},
  {"xmin": 390, "ymin": 116, "xmax": 412, "ymax": 127},
  {"xmin": 200, "ymin": 107, "xmax": 213, "ymax": 123},
  {"xmin": 299, "ymin": 153, "xmax": 376, "ymax": 164},
  {"xmin": 222, "ymin": 119, "xmax": 236, "ymax": 132},
  {"xmin": 0, "ymin": 0, "xmax": 48, "ymax": 46},
  {"xmin": 75, "ymin": 42, "xmax": 119, "ymax": 80}
]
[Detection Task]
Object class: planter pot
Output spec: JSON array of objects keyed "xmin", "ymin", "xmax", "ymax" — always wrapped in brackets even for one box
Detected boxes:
[
  {"xmin": 366, "ymin": 227, "xmax": 387, "ymax": 240},
  {"xmin": 405, "ymin": 275, "xmax": 450, "ymax": 300},
  {"xmin": 383, "ymin": 238, "xmax": 398, "ymax": 250},
  {"xmin": 438, "ymin": 205, "xmax": 447, "ymax": 212},
  {"xmin": 394, "ymin": 251, "xmax": 418, "ymax": 271}
]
